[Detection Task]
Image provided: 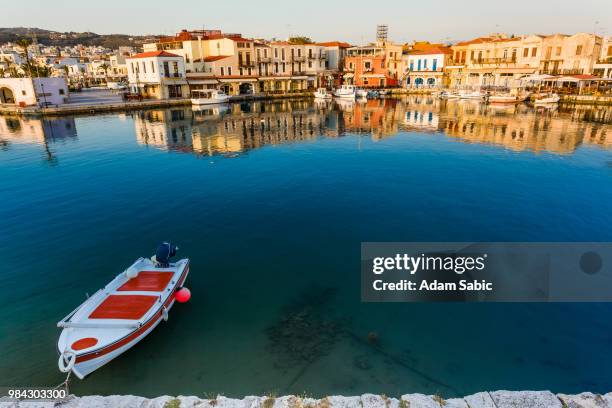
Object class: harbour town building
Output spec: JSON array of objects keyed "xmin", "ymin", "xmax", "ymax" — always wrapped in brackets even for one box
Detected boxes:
[
  {"xmin": 126, "ymin": 51, "xmax": 189, "ymax": 99},
  {"xmin": 401, "ymin": 43, "xmax": 452, "ymax": 89},
  {"xmin": 343, "ymin": 40, "xmax": 403, "ymax": 88},
  {"xmin": 446, "ymin": 33, "xmax": 604, "ymax": 89}
]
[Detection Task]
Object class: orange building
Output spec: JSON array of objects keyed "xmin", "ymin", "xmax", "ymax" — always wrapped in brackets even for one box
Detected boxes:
[{"xmin": 343, "ymin": 41, "xmax": 403, "ymax": 88}]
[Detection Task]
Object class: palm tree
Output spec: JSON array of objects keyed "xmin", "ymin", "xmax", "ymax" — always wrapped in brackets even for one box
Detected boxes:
[
  {"xmin": 15, "ymin": 38, "xmax": 32, "ymax": 74},
  {"xmin": 99, "ymin": 62, "xmax": 110, "ymax": 82}
]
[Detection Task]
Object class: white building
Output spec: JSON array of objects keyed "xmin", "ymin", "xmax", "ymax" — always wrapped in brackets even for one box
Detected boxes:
[
  {"xmin": 403, "ymin": 46, "xmax": 452, "ymax": 89},
  {"xmin": 127, "ymin": 51, "xmax": 189, "ymax": 99},
  {"xmin": 0, "ymin": 77, "xmax": 68, "ymax": 107}
]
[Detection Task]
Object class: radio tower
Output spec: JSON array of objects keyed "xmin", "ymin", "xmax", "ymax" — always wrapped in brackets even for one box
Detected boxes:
[{"xmin": 376, "ymin": 24, "xmax": 388, "ymax": 44}]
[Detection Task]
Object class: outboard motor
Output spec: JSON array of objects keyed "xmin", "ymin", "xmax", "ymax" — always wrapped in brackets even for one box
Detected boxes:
[{"xmin": 155, "ymin": 242, "xmax": 178, "ymax": 267}]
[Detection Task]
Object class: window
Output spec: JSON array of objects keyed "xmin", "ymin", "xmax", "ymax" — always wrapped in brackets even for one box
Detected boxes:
[
  {"xmin": 409, "ymin": 61, "xmax": 414, "ymax": 71},
  {"xmin": 281, "ymin": 49, "xmax": 285, "ymax": 60},
  {"xmin": 531, "ymin": 47, "xmax": 537, "ymax": 57},
  {"xmin": 142, "ymin": 61, "xmax": 146, "ymax": 73},
  {"xmin": 512, "ymin": 49, "xmax": 517, "ymax": 60},
  {"xmin": 297, "ymin": 49, "xmax": 301, "ymax": 57},
  {"xmin": 478, "ymin": 51, "xmax": 482, "ymax": 61},
  {"xmin": 221, "ymin": 67, "xmax": 225, "ymax": 76},
  {"xmin": 282, "ymin": 62, "xmax": 286, "ymax": 72},
  {"xmin": 423, "ymin": 59, "xmax": 428, "ymax": 69},
  {"xmin": 576, "ymin": 45, "xmax": 583, "ymax": 55},
  {"xmin": 308, "ymin": 61, "xmax": 312, "ymax": 68},
  {"xmin": 228, "ymin": 67, "xmax": 232, "ymax": 75},
  {"xmin": 151, "ymin": 61, "xmax": 155, "ymax": 73},
  {"xmin": 470, "ymin": 50, "xmax": 475, "ymax": 61},
  {"xmin": 556, "ymin": 46, "xmax": 562, "ymax": 56},
  {"xmin": 274, "ymin": 48, "xmax": 278, "ymax": 58},
  {"xmin": 364, "ymin": 61, "xmax": 371, "ymax": 70},
  {"xmin": 59, "ymin": 89, "xmax": 65, "ymax": 95},
  {"xmin": 308, "ymin": 49, "xmax": 312, "ymax": 58},
  {"xmin": 608, "ymin": 46, "xmax": 612, "ymax": 56},
  {"xmin": 503, "ymin": 49, "xmax": 508, "ymax": 58},
  {"xmin": 172, "ymin": 61, "xmax": 179, "ymax": 75},
  {"xmin": 274, "ymin": 62, "xmax": 278, "ymax": 73},
  {"xmin": 523, "ymin": 48, "xmax": 529, "ymax": 57}
]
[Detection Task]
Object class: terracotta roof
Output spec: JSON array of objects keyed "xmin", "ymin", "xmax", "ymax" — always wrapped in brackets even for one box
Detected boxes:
[
  {"xmin": 127, "ymin": 51, "xmax": 180, "ymax": 59},
  {"xmin": 408, "ymin": 46, "xmax": 452, "ymax": 55},
  {"xmin": 455, "ymin": 36, "xmax": 521, "ymax": 46},
  {"xmin": 317, "ymin": 41, "xmax": 351, "ymax": 48},
  {"xmin": 204, "ymin": 55, "xmax": 231, "ymax": 62}
]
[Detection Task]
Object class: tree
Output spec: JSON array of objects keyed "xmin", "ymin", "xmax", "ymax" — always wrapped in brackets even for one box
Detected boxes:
[
  {"xmin": 288, "ymin": 36, "xmax": 313, "ymax": 45},
  {"xmin": 99, "ymin": 62, "xmax": 110, "ymax": 81},
  {"xmin": 20, "ymin": 61, "xmax": 51, "ymax": 77},
  {"xmin": 15, "ymin": 38, "xmax": 32, "ymax": 67}
]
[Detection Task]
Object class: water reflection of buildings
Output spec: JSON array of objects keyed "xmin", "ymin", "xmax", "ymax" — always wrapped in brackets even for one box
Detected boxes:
[
  {"xmin": 0, "ymin": 116, "xmax": 78, "ymax": 146},
  {"xmin": 132, "ymin": 96, "xmax": 611, "ymax": 157}
]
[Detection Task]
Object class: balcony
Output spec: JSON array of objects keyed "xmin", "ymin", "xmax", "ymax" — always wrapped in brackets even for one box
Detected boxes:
[
  {"xmin": 162, "ymin": 72, "xmax": 183, "ymax": 78},
  {"xmin": 595, "ymin": 57, "xmax": 612, "ymax": 65},
  {"xmin": 257, "ymin": 57, "xmax": 272, "ymax": 63},
  {"xmin": 292, "ymin": 56, "xmax": 306, "ymax": 63},
  {"xmin": 470, "ymin": 57, "xmax": 517, "ymax": 65},
  {"xmin": 541, "ymin": 68, "xmax": 584, "ymax": 75},
  {"xmin": 239, "ymin": 60, "xmax": 255, "ymax": 68}
]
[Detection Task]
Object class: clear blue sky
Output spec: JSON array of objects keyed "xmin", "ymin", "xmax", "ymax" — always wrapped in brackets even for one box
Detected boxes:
[{"xmin": 2, "ymin": 0, "xmax": 610, "ymax": 44}]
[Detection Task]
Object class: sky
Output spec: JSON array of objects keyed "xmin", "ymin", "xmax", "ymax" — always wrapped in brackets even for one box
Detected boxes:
[{"xmin": 2, "ymin": 0, "xmax": 611, "ymax": 44}]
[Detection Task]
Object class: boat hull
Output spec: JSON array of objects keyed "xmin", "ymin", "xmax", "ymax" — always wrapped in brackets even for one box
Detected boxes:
[
  {"xmin": 191, "ymin": 97, "xmax": 230, "ymax": 105},
  {"xmin": 57, "ymin": 259, "xmax": 189, "ymax": 379}
]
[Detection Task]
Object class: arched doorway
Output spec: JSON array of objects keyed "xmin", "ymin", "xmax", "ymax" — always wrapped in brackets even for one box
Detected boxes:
[
  {"xmin": 426, "ymin": 78, "xmax": 436, "ymax": 87},
  {"xmin": 414, "ymin": 77, "xmax": 424, "ymax": 88},
  {"xmin": 239, "ymin": 83, "xmax": 253, "ymax": 95},
  {"xmin": 0, "ymin": 87, "xmax": 15, "ymax": 104}
]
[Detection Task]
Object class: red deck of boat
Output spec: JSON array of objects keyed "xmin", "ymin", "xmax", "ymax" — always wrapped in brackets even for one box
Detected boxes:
[
  {"xmin": 89, "ymin": 295, "xmax": 158, "ymax": 320},
  {"xmin": 118, "ymin": 271, "xmax": 174, "ymax": 292}
]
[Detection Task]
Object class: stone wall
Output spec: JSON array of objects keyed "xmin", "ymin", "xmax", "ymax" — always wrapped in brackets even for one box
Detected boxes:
[{"xmin": 2, "ymin": 391, "xmax": 612, "ymax": 408}]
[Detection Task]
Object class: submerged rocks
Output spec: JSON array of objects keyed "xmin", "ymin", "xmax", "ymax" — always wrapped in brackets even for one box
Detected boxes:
[{"xmin": 3, "ymin": 391, "xmax": 612, "ymax": 408}]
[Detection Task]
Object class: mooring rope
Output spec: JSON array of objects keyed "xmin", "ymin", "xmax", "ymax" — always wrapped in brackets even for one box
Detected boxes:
[{"xmin": 53, "ymin": 370, "xmax": 72, "ymax": 394}]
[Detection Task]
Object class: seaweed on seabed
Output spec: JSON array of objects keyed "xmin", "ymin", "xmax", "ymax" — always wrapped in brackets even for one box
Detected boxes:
[{"xmin": 265, "ymin": 285, "xmax": 345, "ymax": 390}]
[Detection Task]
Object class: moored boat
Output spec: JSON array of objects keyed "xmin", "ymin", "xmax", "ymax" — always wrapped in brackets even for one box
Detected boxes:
[
  {"xmin": 486, "ymin": 94, "xmax": 527, "ymax": 104},
  {"xmin": 458, "ymin": 90, "xmax": 486, "ymax": 101},
  {"xmin": 191, "ymin": 89, "xmax": 230, "ymax": 105},
  {"xmin": 438, "ymin": 90, "xmax": 459, "ymax": 100},
  {"xmin": 57, "ymin": 243, "xmax": 190, "ymax": 379},
  {"xmin": 314, "ymin": 88, "xmax": 332, "ymax": 100},
  {"xmin": 333, "ymin": 84, "xmax": 356, "ymax": 99},
  {"xmin": 533, "ymin": 93, "xmax": 560, "ymax": 105},
  {"xmin": 355, "ymin": 89, "xmax": 369, "ymax": 98}
]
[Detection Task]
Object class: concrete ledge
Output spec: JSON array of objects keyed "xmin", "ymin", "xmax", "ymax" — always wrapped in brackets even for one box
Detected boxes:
[{"xmin": 2, "ymin": 391, "xmax": 612, "ymax": 408}]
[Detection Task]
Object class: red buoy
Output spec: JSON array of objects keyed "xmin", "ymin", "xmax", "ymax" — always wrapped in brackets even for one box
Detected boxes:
[{"xmin": 175, "ymin": 287, "xmax": 191, "ymax": 303}]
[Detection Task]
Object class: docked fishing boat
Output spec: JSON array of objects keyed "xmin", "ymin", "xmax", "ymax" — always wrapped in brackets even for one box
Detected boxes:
[
  {"xmin": 191, "ymin": 89, "xmax": 230, "ymax": 105},
  {"xmin": 534, "ymin": 93, "xmax": 560, "ymax": 105},
  {"xmin": 355, "ymin": 89, "xmax": 369, "ymax": 98},
  {"xmin": 333, "ymin": 84, "xmax": 356, "ymax": 99},
  {"xmin": 57, "ymin": 243, "xmax": 190, "ymax": 379},
  {"xmin": 486, "ymin": 94, "xmax": 527, "ymax": 104},
  {"xmin": 314, "ymin": 88, "xmax": 332, "ymax": 100},
  {"xmin": 458, "ymin": 90, "xmax": 486, "ymax": 101},
  {"xmin": 438, "ymin": 90, "xmax": 459, "ymax": 100},
  {"xmin": 367, "ymin": 90, "xmax": 380, "ymax": 99}
]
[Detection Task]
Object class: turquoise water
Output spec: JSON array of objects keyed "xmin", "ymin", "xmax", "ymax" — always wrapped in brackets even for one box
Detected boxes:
[{"xmin": 1, "ymin": 97, "xmax": 612, "ymax": 397}]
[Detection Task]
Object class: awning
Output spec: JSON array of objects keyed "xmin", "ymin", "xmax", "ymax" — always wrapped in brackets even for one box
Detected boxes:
[
  {"xmin": 520, "ymin": 74, "xmax": 555, "ymax": 82},
  {"xmin": 188, "ymin": 79, "xmax": 219, "ymax": 85},
  {"xmin": 361, "ymin": 74, "xmax": 385, "ymax": 78},
  {"xmin": 218, "ymin": 78, "xmax": 258, "ymax": 83},
  {"xmin": 343, "ymin": 73, "xmax": 354, "ymax": 79},
  {"xmin": 291, "ymin": 76, "xmax": 308, "ymax": 80}
]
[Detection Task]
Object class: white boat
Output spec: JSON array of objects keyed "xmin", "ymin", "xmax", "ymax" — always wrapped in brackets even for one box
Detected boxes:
[
  {"xmin": 355, "ymin": 89, "xmax": 369, "ymax": 98},
  {"xmin": 458, "ymin": 91, "xmax": 485, "ymax": 101},
  {"xmin": 333, "ymin": 84, "xmax": 356, "ymax": 99},
  {"xmin": 57, "ymin": 243, "xmax": 190, "ymax": 379},
  {"xmin": 486, "ymin": 94, "xmax": 526, "ymax": 104},
  {"xmin": 438, "ymin": 90, "xmax": 459, "ymax": 100},
  {"xmin": 314, "ymin": 88, "xmax": 332, "ymax": 100},
  {"xmin": 191, "ymin": 89, "xmax": 230, "ymax": 105},
  {"xmin": 534, "ymin": 93, "xmax": 560, "ymax": 105}
]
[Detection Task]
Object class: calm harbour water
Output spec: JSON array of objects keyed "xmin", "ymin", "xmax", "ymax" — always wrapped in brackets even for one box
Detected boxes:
[{"xmin": 1, "ymin": 96, "xmax": 612, "ymax": 397}]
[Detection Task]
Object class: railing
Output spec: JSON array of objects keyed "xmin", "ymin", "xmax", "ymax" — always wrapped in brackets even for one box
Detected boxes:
[
  {"xmin": 163, "ymin": 73, "xmax": 183, "ymax": 78},
  {"xmin": 292, "ymin": 56, "xmax": 306, "ymax": 62},
  {"xmin": 596, "ymin": 57, "xmax": 612, "ymax": 64},
  {"xmin": 541, "ymin": 69, "xmax": 584, "ymax": 75},
  {"xmin": 470, "ymin": 57, "xmax": 517, "ymax": 65},
  {"xmin": 239, "ymin": 61, "xmax": 255, "ymax": 67},
  {"xmin": 257, "ymin": 57, "xmax": 272, "ymax": 63}
]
